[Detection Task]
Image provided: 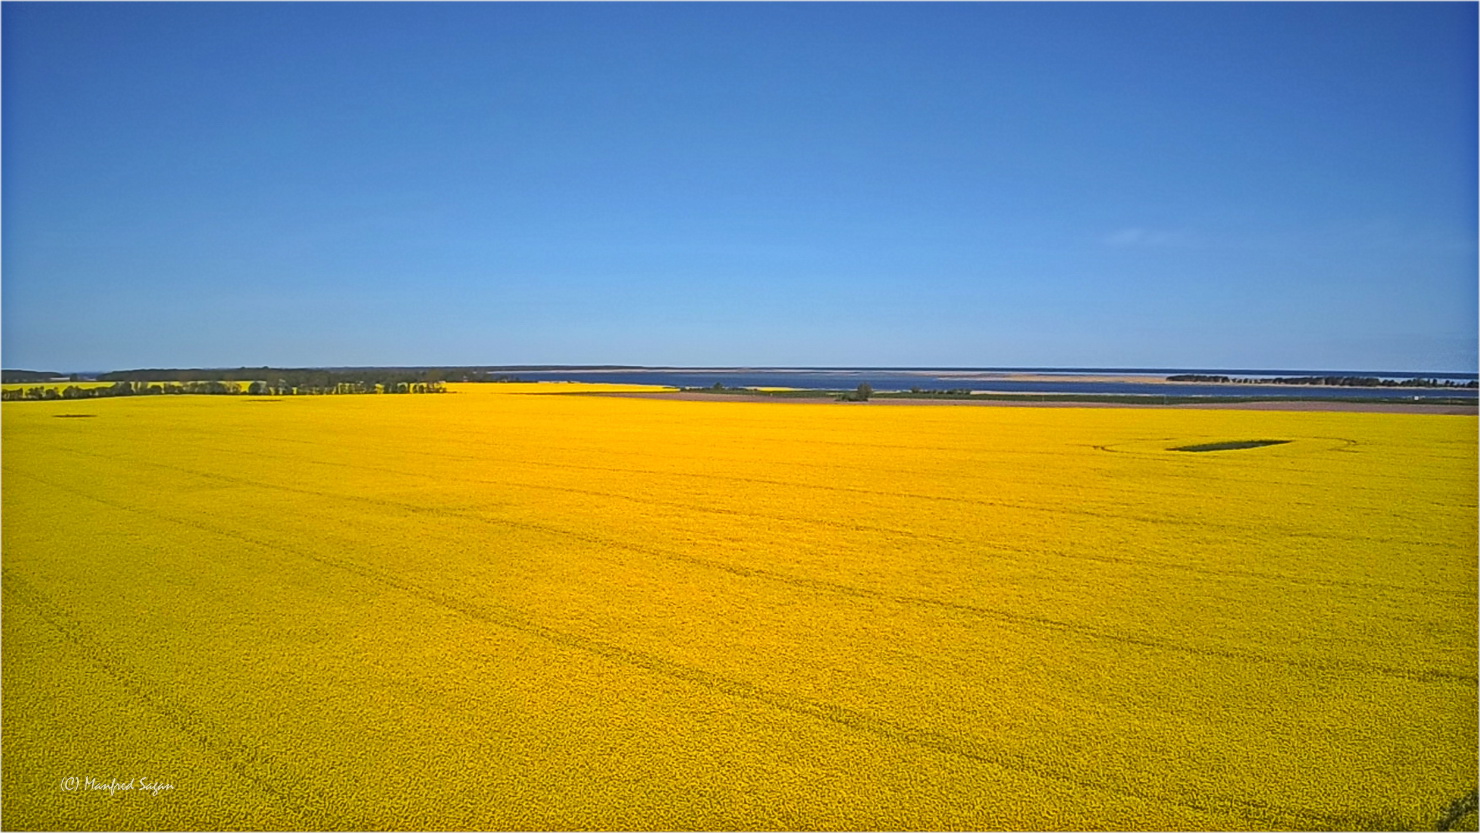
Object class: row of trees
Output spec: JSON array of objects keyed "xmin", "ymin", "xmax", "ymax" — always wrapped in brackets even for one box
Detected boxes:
[
  {"xmin": 2, "ymin": 379, "xmax": 446, "ymax": 402},
  {"xmin": 1168, "ymin": 374, "xmax": 1477, "ymax": 388},
  {"xmin": 97, "ymin": 367, "xmax": 524, "ymax": 386},
  {"xmin": 236, "ymin": 380, "xmax": 447, "ymax": 396},
  {"xmin": 0, "ymin": 370, "xmax": 69, "ymax": 384}
]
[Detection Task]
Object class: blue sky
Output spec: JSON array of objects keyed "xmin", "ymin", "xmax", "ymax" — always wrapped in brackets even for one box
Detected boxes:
[{"xmin": 4, "ymin": 2, "xmax": 1475, "ymax": 372}]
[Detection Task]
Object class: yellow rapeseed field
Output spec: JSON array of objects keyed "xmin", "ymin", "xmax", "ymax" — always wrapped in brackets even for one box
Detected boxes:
[{"xmin": 2, "ymin": 385, "xmax": 1475, "ymax": 830}]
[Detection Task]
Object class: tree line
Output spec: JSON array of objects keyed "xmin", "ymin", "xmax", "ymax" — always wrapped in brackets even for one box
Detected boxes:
[
  {"xmin": 0, "ymin": 369, "xmax": 65, "ymax": 383},
  {"xmin": 95, "ymin": 367, "xmax": 518, "ymax": 386},
  {"xmin": 6, "ymin": 366, "xmax": 544, "ymax": 386},
  {"xmin": 1167, "ymin": 374, "xmax": 1477, "ymax": 388},
  {"xmin": 2, "ymin": 378, "xmax": 446, "ymax": 402}
]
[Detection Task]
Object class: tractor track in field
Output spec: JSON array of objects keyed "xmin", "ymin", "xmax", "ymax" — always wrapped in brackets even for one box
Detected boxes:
[
  {"xmin": 115, "ymin": 403, "xmax": 1477, "ymax": 498},
  {"xmin": 5, "ymin": 470, "xmax": 1360, "ymax": 831},
  {"xmin": 2, "ymin": 570, "xmax": 360, "ymax": 828},
  {"xmin": 18, "ymin": 435, "xmax": 1470, "ymax": 601},
  {"xmin": 37, "ymin": 412, "xmax": 1468, "ymax": 530},
  {"xmin": 184, "ymin": 438, "xmax": 1480, "ymax": 598},
  {"xmin": 11, "ymin": 462, "xmax": 1474, "ymax": 690}
]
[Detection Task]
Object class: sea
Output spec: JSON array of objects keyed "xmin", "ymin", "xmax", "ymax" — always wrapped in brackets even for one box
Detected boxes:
[{"xmin": 496, "ymin": 367, "xmax": 1479, "ymax": 402}]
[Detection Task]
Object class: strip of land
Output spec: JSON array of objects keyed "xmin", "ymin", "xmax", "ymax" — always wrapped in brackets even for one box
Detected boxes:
[{"xmin": 598, "ymin": 390, "xmax": 1477, "ymax": 414}]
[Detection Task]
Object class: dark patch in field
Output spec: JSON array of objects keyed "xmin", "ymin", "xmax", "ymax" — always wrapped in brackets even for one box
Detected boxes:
[
  {"xmin": 245, "ymin": 399, "xmax": 284, "ymax": 402},
  {"xmin": 52, "ymin": 414, "xmax": 96, "ymax": 418},
  {"xmin": 1170, "ymin": 439, "xmax": 1290, "ymax": 452}
]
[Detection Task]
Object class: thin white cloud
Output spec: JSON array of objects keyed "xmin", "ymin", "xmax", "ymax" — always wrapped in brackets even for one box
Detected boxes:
[{"xmin": 1102, "ymin": 228, "xmax": 1190, "ymax": 248}]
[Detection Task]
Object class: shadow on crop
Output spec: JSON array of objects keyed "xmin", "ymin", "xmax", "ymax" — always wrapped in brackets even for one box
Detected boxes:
[{"xmin": 1170, "ymin": 439, "xmax": 1291, "ymax": 452}]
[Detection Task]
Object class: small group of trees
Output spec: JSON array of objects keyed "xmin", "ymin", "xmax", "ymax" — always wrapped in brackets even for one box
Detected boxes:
[
  {"xmin": 838, "ymin": 383, "xmax": 873, "ymax": 402},
  {"xmin": 451, "ymin": 371, "xmax": 527, "ymax": 383},
  {"xmin": 681, "ymin": 382, "xmax": 754, "ymax": 393},
  {"xmin": 1167, "ymin": 374, "xmax": 1234, "ymax": 383},
  {"xmin": 906, "ymin": 386, "xmax": 974, "ymax": 396}
]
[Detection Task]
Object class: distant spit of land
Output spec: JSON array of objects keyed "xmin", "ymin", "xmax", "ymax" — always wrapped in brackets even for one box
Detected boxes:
[
  {"xmin": 607, "ymin": 389, "xmax": 1477, "ymax": 415},
  {"xmin": 1165, "ymin": 373, "xmax": 1477, "ymax": 389}
]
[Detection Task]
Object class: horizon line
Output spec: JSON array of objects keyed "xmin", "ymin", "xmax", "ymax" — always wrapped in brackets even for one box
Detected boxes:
[{"xmin": 7, "ymin": 364, "xmax": 1478, "ymax": 378}]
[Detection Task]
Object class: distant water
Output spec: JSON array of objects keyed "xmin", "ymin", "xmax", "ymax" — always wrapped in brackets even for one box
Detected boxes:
[{"xmin": 504, "ymin": 368, "xmax": 1478, "ymax": 401}]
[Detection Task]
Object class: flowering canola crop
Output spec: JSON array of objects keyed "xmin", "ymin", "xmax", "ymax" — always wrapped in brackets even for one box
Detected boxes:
[{"xmin": 3, "ymin": 386, "xmax": 1475, "ymax": 829}]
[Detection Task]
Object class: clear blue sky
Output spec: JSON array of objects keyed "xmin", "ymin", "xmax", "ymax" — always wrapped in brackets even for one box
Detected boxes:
[{"xmin": 4, "ymin": 2, "xmax": 1475, "ymax": 372}]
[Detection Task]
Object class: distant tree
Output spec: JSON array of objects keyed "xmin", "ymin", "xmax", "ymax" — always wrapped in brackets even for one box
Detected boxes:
[{"xmin": 855, "ymin": 383, "xmax": 872, "ymax": 401}]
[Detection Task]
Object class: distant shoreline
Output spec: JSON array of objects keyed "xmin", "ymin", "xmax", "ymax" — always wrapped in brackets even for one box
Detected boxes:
[
  {"xmin": 6, "ymin": 370, "xmax": 1474, "ymax": 391},
  {"xmin": 488, "ymin": 367, "xmax": 1480, "ymax": 390},
  {"xmin": 6, "ymin": 365, "xmax": 1477, "ymax": 381},
  {"xmin": 597, "ymin": 390, "xmax": 1478, "ymax": 415},
  {"xmin": 6, "ymin": 365, "xmax": 1475, "ymax": 404}
]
